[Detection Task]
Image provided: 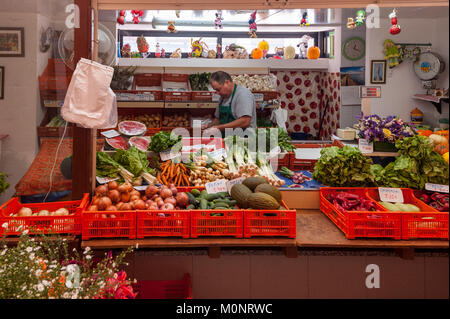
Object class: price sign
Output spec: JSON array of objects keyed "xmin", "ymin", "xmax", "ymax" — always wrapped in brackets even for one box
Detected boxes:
[
  {"xmin": 210, "ymin": 148, "xmax": 227, "ymax": 161},
  {"xmin": 96, "ymin": 176, "xmax": 119, "ymax": 184},
  {"xmin": 425, "ymin": 183, "xmax": 449, "ymax": 193},
  {"xmin": 378, "ymin": 187, "xmax": 404, "ymax": 203},
  {"xmin": 160, "ymin": 149, "xmax": 181, "ymax": 161},
  {"xmin": 101, "ymin": 129, "xmax": 120, "ymax": 138},
  {"xmin": 253, "ymin": 93, "xmax": 264, "ymax": 102},
  {"xmin": 205, "ymin": 179, "xmax": 228, "ymax": 194},
  {"xmin": 358, "ymin": 139, "xmax": 374, "ymax": 154},
  {"xmin": 226, "ymin": 177, "xmax": 246, "ymax": 194}
]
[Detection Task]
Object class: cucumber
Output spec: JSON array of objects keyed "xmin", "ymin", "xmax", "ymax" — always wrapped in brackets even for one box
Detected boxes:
[
  {"xmin": 379, "ymin": 201, "xmax": 401, "ymax": 211},
  {"xmin": 213, "ymin": 199, "xmax": 237, "ymax": 206},
  {"xmin": 213, "ymin": 203, "xmax": 230, "ymax": 209},
  {"xmin": 199, "ymin": 190, "xmax": 208, "ymax": 199},
  {"xmin": 394, "ymin": 203, "xmax": 410, "ymax": 212},
  {"xmin": 187, "ymin": 192, "xmax": 197, "ymax": 205},
  {"xmin": 206, "ymin": 193, "xmax": 222, "ymax": 201},
  {"xmin": 191, "ymin": 189, "xmax": 201, "ymax": 197},
  {"xmin": 186, "ymin": 204, "xmax": 196, "ymax": 210},
  {"xmin": 199, "ymin": 199, "xmax": 208, "ymax": 210},
  {"xmin": 403, "ymin": 203, "xmax": 421, "ymax": 212},
  {"xmin": 217, "ymin": 192, "xmax": 230, "ymax": 198}
]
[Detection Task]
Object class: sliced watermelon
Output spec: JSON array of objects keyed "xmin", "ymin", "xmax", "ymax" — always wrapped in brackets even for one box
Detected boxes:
[
  {"xmin": 106, "ymin": 136, "xmax": 129, "ymax": 150},
  {"xmin": 118, "ymin": 120, "xmax": 147, "ymax": 136},
  {"xmin": 129, "ymin": 136, "xmax": 150, "ymax": 152}
]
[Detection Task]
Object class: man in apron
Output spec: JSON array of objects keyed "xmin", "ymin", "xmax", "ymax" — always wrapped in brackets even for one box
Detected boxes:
[{"xmin": 203, "ymin": 71, "xmax": 257, "ymax": 135}]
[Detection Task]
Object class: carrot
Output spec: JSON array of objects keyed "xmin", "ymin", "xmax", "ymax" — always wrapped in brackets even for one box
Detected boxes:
[
  {"xmin": 161, "ymin": 164, "xmax": 169, "ymax": 175},
  {"xmin": 161, "ymin": 174, "xmax": 168, "ymax": 185},
  {"xmin": 182, "ymin": 174, "xmax": 190, "ymax": 186}
]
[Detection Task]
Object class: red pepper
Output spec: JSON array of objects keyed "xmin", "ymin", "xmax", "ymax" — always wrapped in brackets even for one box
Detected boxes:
[{"xmin": 417, "ymin": 193, "xmax": 430, "ymax": 204}]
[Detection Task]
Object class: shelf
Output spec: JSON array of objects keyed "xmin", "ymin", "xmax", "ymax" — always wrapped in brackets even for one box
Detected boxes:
[
  {"xmin": 116, "ymin": 58, "xmax": 329, "ymax": 71},
  {"xmin": 43, "ymin": 100, "xmax": 64, "ymax": 108},
  {"xmin": 116, "ymin": 101, "xmax": 164, "ymax": 108},
  {"xmin": 412, "ymin": 94, "xmax": 449, "ymax": 114}
]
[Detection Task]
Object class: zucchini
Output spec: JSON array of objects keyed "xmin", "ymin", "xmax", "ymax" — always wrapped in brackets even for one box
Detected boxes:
[
  {"xmin": 199, "ymin": 199, "xmax": 208, "ymax": 210},
  {"xmin": 213, "ymin": 203, "xmax": 230, "ymax": 209},
  {"xmin": 191, "ymin": 189, "xmax": 201, "ymax": 197},
  {"xmin": 187, "ymin": 192, "xmax": 197, "ymax": 205},
  {"xmin": 199, "ymin": 190, "xmax": 208, "ymax": 199},
  {"xmin": 206, "ymin": 193, "xmax": 222, "ymax": 201},
  {"xmin": 213, "ymin": 199, "xmax": 237, "ymax": 206}
]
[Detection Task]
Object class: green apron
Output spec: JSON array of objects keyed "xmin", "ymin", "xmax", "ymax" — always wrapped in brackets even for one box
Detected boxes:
[{"xmin": 219, "ymin": 84, "xmax": 237, "ymax": 125}]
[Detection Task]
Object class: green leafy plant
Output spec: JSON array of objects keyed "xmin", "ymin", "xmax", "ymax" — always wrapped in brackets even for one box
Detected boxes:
[
  {"xmin": 0, "ymin": 172, "xmax": 9, "ymax": 196},
  {"xmin": 147, "ymin": 131, "xmax": 182, "ymax": 153}
]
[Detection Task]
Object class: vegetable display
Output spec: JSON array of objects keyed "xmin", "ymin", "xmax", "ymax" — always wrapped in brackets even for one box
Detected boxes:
[
  {"xmin": 188, "ymin": 72, "xmax": 211, "ymax": 91},
  {"xmin": 187, "ymin": 154, "xmax": 231, "ymax": 186},
  {"xmin": 326, "ymin": 192, "xmax": 377, "ymax": 212},
  {"xmin": 279, "ymin": 167, "xmax": 311, "ymax": 184},
  {"xmin": 312, "ymin": 146, "xmax": 375, "ymax": 187},
  {"xmin": 378, "ymin": 201, "xmax": 421, "ymax": 212},
  {"xmin": 157, "ymin": 160, "xmax": 191, "ymax": 186},
  {"xmin": 414, "ymin": 190, "xmax": 449, "ymax": 212},
  {"xmin": 186, "ymin": 189, "xmax": 237, "ymax": 211},
  {"xmin": 147, "ymin": 131, "xmax": 182, "ymax": 153},
  {"xmin": 229, "ymin": 178, "xmax": 285, "ymax": 210},
  {"xmin": 231, "ymin": 74, "xmax": 277, "ymax": 92},
  {"xmin": 8, "ymin": 207, "xmax": 71, "ymax": 217},
  {"xmin": 96, "ymin": 151, "xmax": 134, "ymax": 184},
  {"xmin": 113, "ymin": 146, "xmax": 158, "ymax": 185}
]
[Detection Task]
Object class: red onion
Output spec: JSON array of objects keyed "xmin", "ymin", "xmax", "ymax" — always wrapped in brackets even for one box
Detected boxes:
[
  {"xmin": 164, "ymin": 197, "xmax": 177, "ymax": 206},
  {"xmin": 160, "ymin": 188, "xmax": 173, "ymax": 199}
]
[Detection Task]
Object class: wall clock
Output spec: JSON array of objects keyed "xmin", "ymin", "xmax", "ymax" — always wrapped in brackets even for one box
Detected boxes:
[
  {"xmin": 342, "ymin": 37, "xmax": 366, "ymax": 61},
  {"xmin": 413, "ymin": 52, "xmax": 445, "ymax": 81}
]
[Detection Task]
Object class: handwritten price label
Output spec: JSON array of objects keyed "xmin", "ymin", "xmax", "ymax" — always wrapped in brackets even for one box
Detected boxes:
[
  {"xmin": 96, "ymin": 176, "xmax": 119, "ymax": 184},
  {"xmin": 425, "ymin": 183, "xmax": 449, "ymax": 193},
  {"xmin": 226, "ymin": 177, "xmax": 246, "ymax": 194},
  {"xmin": 205, "ymin": 179, "xmax": 228, "ymax": 194},
  {"xmin": 358, "ymin": 139, "xmax": 374, "ymax": 154},
  {"xmin": 210, "ymin": 148, "xmax": 227, "ymax": 161},
  {"xmin": 100, "ymin": 130, "xmax": 120, "ymax": 138},
  {"xmin": 378, "ymin": 187, "xmax": 404, "ymax": 203}
]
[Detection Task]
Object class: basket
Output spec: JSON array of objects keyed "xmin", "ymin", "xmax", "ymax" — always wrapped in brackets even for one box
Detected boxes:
[
  {"xmin": 190, "ymin": 209, "xmax": 243, "ymax": 238},
  {"xmin": 136, "ymin": 210, "xmax": 190, "ymax": 239},
  {"xmin": 133, "ymin": 273, "xmax": 192, "ymax": 299},
  {"xmin": 0, "ymin": 194, "xmax": 89, "ymax": 236},
  {"xmin": 191, "ymin": 91, "xmax": 213, "ymax": 101},
  {"xmin": 319, "ymin": 187, "xmax": 402, "ymax": 239},
  {"xmin": 37, "ymin": 114, "xmax": 73, "ymax": 138},
  {"xmin": 130, "ymin": 73, "xmax": 163, "ymax": 101},
  {"xmin": 290, "ymin": 140, "xmax": 343, "ymax": 171},
  {"xmin": 366, "ymin": 188, "xmax": 448, "ymax": 240},
  {"xmin": 244, "ymin": 201, "xmax": 296, "ymax": 238},
  {"xmin": 162, "ymin": 73, "xmax": 191, "ymax": 101},
  {"xmin": 81, "ymin": 206, "xmax": 136, "ymax": 240}
]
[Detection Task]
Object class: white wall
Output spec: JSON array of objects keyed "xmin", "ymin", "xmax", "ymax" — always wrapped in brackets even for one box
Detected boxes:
[{"xmin": 365, "ymin": 12, "xmax": 449, "ymax": 126}]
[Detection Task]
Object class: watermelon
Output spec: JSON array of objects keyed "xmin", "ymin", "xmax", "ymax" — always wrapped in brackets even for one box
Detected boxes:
[
  {"xmin": 106, "ymin": 136, "xmax": 129, "ymax": 150},
  {"xmin": 118, "ymin": 120, "xmax": 147, "ymax": 136},
  {"xmin": 129, "ymin": 136, "xmax": 150, "ymax": 152}
]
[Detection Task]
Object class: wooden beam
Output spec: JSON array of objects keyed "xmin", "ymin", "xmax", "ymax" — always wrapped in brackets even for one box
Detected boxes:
[{"xmin": 72, "ymin": 0, "xmax": 96, "ymax": 199}]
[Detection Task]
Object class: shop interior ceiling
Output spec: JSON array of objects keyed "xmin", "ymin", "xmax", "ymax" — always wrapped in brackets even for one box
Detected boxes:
[{"xmin": 95, "ymin": 0, "xmax": 449, "ymax": 10}]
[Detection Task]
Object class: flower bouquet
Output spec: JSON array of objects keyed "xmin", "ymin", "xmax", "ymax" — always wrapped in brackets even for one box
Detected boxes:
[{"xmin": 355, "ymin": 114, "xmax": 416, "ymax": 151}]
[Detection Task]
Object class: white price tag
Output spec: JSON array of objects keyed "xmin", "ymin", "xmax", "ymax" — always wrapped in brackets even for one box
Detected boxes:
[
  {"xmin": 358, "ymin": 139, "xmax": 374, "ymax": 154},
  {"xmin": 378, "ymin": 187, "xmax": 404, "ymax": 203},
  {"xmin": 226, "ymin": 177, "xmax": 246, "ymax": 194},
  {"xmin": 133, "ymin": 185, "xmax": 148, "ymax": 191},
  {"xmin": 253, "ymin": 93, "xmax": 264, "ymax": 102},
  {"xmin": 160, "ymin": 149, "xmax": 181, "ymax": 161},
  {"xmin": 96, "ymin": 176, "xmax": 119, "ymax": 184},
  {"xmin": 101, "ymin": 129, "xmax": 120, "ymax": 138},
  {"xmin": 212, "ymin": 93, "xmax": 221, "ymax": 102},
  {"xmin": 205, "ymin": 179, "xmax": 228, "ymax": 194},
  {"xmin": 425, "ymin": 183, "xmax": 449, "ymax": 193},
  {"xmin": 210, "ymin": 148, "xmax": 227, "ymax": 161}
]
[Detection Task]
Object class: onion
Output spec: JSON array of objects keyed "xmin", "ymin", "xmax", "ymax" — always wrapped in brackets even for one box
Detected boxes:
[
  {"xmin": 92, "ymin": 196, "xmax": 99, "ymax": 206},
  {"xmin": 108, "ymin": 180, "xmax": 118, "ymax": 190},
  {"xmin": 55, "ymin": 208, "xmax": 70, "ymax": 216},
  {"xmin": 170, "ymin": 187, "xmax": 178, "ymax": 196},
  {"xmin": 175, "ymin": 192, "xmax": 189, "ymax": 208},
  {"xmin": 149, "ymin": 204, "xmax": 159, "ymax": 210},
  {"xmin": 117, "ymin": 184, "xmax": 128, "ymax": 193},
  {"xmin": 108, "ymin": 189, "xmax": 120, "ymax": 204},
  {"xmin": 168, "ymin": 183, "xmax": 176, "ymax": 188},
  {"xmin": 87, "ymin": 205, "xmax": 98, "ymax": 211},
  {"xmin": 145, "ymin": 185, "xmax": 159, "ymax": 198},
  {"xmin": 106, "ymin": 205, "xmax": 117, "ymax": 211},
  {"xmin": 142, "ymin": 196, "xmax": 148, "ymax": 201},
  {"xmin": 134, "ymin": 200, "xmax": 146, "ymax": 210},
  {"xmin": 161, "ymin": 203, "xmax": 175, "ymax": 210},
  {"xmin": 95, "ymin": 185, "xmax": 108, "ymax": 197},
  {"xmin": 120, "ymin": 203, "xmax": 132, "ymax": 211},
  {"xmin": 97, "ymin": 196, "xmax": 112, "ymax": 211},
  {"xmin": 122, "ymin": 182, "xmax": 133, "ymax": 192},
  {"xmin": 38, "ymin": 210, "xmax": 50, "ymax": 216},
  {"xmin": 152, "ymin": 195, "xmax": 162, "ymax": 202},
  {"xmin": 121, "ymin": 192, "xmax": 131, "ymax": 203},
  {"xmin": 156, "ymin": 199, "xmax": 164, "ymax": 207},
  {"xmin": 18, "ymin": 207, "xmax": 33, "ymax": 217},
  {"xmin": 116, "ymin": 202, "xmax": 124, "ymax": 210},
  {"xmin": 130, "ymin": 195, "xmax": 140, "ymax": 202},
  {"xmin": 160, "ymin": 188, "xmax": 173, "ymax": 199},
  {"xmin": 130, "ymin": 189, "xmax": 141, "ymax": 198},
  {"xmin": 164, "ymin": 197, "xmax": 177, "ymax": 206}
]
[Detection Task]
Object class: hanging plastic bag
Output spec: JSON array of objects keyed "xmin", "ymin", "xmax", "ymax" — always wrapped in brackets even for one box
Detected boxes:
[
  {"xmin": 61, "ymin": 58, "xmax": 117, "ymax": 129},
  {"xmin": 270, "ymin": 107, "xmax": 288, "ymax": 132}
]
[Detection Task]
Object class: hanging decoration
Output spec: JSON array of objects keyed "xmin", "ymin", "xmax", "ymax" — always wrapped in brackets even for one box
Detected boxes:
[
  {"xmin": 167, "ymin": 21, "xmax": 178, "ymax": 33},
  {"xmin": 355, "ymin": 10, "xmax": 366, "ymax": 26},
  {"xmin": 117, "ymin": 10, "xmax": 126, "ymax": 25},
  {"xmin": 383, "ymin": 39, "xmax": 401, "ymax": 68},
  {"xmin": 215, "ymin": 10, "xmax": 224, "ymax": 29},
  {"xmin": 248, "ymin": 11, "xmax": 258, "ymax": 38},
  {"xmin": 300, "ymin": 11, "xmax": 310, "ymax": 27},
  {"xmin": 131, "ymin": 10, "xmax": 144, "ymax": 24},
  {"xmin": 175, "ymin": 10, "xmax": 180, "ymax": 18},
  {"xmin": 346, "ymin": 17, "xmax": 357, "ymax": 29},
  {"xmin": 389, "ymin": 9, "xmax": 401, "ymax": 35},
  {"xmin": 297, "ymin": 34, "xmax": 312, "ymax": 59},
  {"xmin": 402, "ymin": 46, "xmax": 421, "ymax": 63},
  {"xmin": 258, "ymin": 40, "xmax": 269, "ymax": 58}
]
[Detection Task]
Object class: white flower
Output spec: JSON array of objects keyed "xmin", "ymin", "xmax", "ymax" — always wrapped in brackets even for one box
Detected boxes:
[
  {"xmin": 1, "ymin": 222, "xmax": 7, "ymax": 229},
  {"xmin": 63, "ymin": 292, "xmax": 70, "ymax": 299},
  {"xmin": 35, "ymin": 270, "xmax": 43, "ymax": 277},
  {"xmin": 29, "ymin": 253, "xmax": 35, "ymax": 261},
  {"xmin": 135, "ymin": 243, "xmax": 139, "ymax": 249},
  {"xmin": 37, "ymin": 284, "xmax": 44, "ymax": 292},
  {"xmin": 42, "ymin": 280, "xmax": 50, "ymax": 286},
  {"xmin": 23, "ymin": 229, "xmax": 29, "ymax": 235},
  {"xmin": 26, "ymin": 247, "xmax": 33, "ymax": 253},
  {"xmin": 85, "ymin": 255, "xmax": 92, "ymax": 260},
  {"xmin": 0, "ymin": 249, "xmax": 6, "ymax": 256},
  {"xmin": 83, "ymin": 247, "xmax": 91, "ymax": 254}
]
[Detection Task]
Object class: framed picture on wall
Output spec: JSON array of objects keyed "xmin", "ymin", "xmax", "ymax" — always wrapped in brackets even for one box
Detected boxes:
[
  {"xmin": 0, "ymin": 27, "xmax": 25, "ymax": 57},
  {"xmin": 370, "ymin": 60, "xmax": 387, "ymax": 84},
  {"xmin": 0, "ymin": 66, "xmax": 4, "ymax": 99}
]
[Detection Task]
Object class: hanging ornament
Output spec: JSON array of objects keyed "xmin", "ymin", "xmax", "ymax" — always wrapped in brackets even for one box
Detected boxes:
[
  {"xmin": 300, "ymin": 12, "xmax": 310, "ymax": 27},
  {"xmin": 248, "ymin": 10, "xmax": 258, "ymax": 38},
  {"xmin": 117, "ymin": 10, "xmax": 126, "ymax": 25},
  {"xmin": 383, "ymin": 39, "xmax": 401, "ymax": 68},
  {"xmin": 355, "ymin": 10, "xmax": 366, "ymax": 26},
  {"xmin": 389, "ymin": 9, "xmax": 401, "ymax": 35},
  {"xmin": 167, "ymin": 21, "xmax": 178, "ymax": 33},
  {"xmin": 175, "ymin": 10, "xmax": 180, "ymax": 18},
  {"xmin": 131, "ymin": 10, "xmax": 144, "ymax": 24},
  {"xmin": 346, "ymin": 17, "xmax": 357, "ymax": 29},
  {"xmin": 215, "ymin": 10, "xmax": 224, "ymax": 29}
]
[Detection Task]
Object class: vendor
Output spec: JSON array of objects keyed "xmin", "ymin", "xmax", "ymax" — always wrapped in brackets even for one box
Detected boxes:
[{"xmin": 203, "ymin": 71, "xmax": 257, "ymax": 131}]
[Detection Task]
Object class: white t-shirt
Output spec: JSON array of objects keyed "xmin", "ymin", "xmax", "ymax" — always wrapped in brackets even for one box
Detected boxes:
[{"xmin": 214, "ymin": 85, "xmax": 257, "ymax": 128}]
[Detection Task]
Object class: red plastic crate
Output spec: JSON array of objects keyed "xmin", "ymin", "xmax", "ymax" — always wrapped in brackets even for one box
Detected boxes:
[
  {"xmin": 136, "ymin": 210, "xmax": 190, "ymax": 239},
  {"xmin": 190, "ymin": 209, "xmax": 243, "ymax": 238},
  {"xmin": 290, "ymin": 140, "xmax": 343, "ymax": 171},
  {"xmin": 182, "ymin": 137, "xmax": 224, "ymax": 152},
  {"xmin": 131, "ymin": 73, "xmax": 163, "ymax": 100},
  {"xmin": 244, "ymin": 201, "xmax": 296, "ymax": 238},
  {"xmin": 191, "ymin": 91, "xmax": 213, "ymax": 101},
  {"xmin": 133, "ymin": 273, "xmax": 192, "ymax": 299},
  {"xmin": 0, "ymin": 194, "xmax": 89, "ymax": 236},
  {"xmin": 81, "ymin": 206, "xmax": 136, "ymax": 240},
  {"xmin": 320, "ymin": 187, "xmax": 402, "ymax": 240},
  {"xmin": 366, "ymin": 188, "xmax": 449, "ymax": 240},
  {"xmin": 163, "ymin": 73, "xmax": 191, "ymax": 101}
]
